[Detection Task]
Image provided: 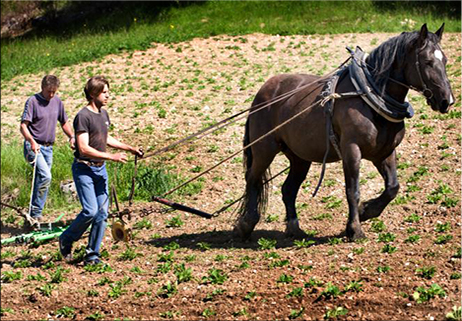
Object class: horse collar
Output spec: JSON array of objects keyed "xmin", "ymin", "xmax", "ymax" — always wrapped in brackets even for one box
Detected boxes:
[{"xmin": 348, "ymin": 47, "xmax": 415, "ymax": 122}]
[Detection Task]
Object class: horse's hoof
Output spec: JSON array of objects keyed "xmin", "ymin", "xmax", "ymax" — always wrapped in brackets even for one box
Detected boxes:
[
  {"xmin": 285, "ymin": 219, "xmax": 307, "ymax": 239},
  {"xmin": 359, "ymin": 201, "xmax": 381, "ymax": 222},
  {"xmin": 346, "ymin": 229, "xmax": 366, "ymax": 242},
  {"xmin": 232, "ymin": 219, "xmax": 256, "ymax": 241},
  {"xmin": 346, "ymin": 223, "xmax": 366, "ymax": 242}
]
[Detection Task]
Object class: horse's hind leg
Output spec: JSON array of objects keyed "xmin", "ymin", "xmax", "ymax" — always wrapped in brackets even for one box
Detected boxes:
[
  {"xmin": 281, "ymin": 152, "xmax": 311, "ymax": 238},
  {"xmin": 233, "ymin": 150, "xmax": 277, "ymax": 241},
  {"xmin": 359, "ymin": 151, "xmax": 399, "ymax": 222}
]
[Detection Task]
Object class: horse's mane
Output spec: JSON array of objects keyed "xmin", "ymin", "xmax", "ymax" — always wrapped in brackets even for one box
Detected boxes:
[{"xmin": 365, "ymin": 30, "xmax": 439, "ymax": 95}]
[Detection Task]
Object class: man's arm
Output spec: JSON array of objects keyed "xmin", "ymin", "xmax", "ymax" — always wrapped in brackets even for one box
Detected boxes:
[
  {"xmin": 61, "ymin": 120, "xmax": 75, "ymax": 149},
  {"xmin": 76, "ymin": 132, "xmax": 127, "ymax": 163},
  {"xmin": 107, "ymin": 135, "xmax": 143, "ymax": 157},
  {"xmin": 19, "ymin": 121, "xmax": 39, "ymax": 153}
]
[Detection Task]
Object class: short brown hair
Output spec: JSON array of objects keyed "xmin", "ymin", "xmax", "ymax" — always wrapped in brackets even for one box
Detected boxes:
[
  {"xmin": 41, "ymin": 75, "xmax": 60, "ymax": 89},
  {"xmin": 84, "ymin": 76, "xmax": 109, "ymax": 102}
]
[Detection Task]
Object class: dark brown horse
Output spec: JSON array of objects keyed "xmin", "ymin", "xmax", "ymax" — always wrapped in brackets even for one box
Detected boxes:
[{"xmin": 234, "ymin": 24, "xmax": 454, "ymax": 241}]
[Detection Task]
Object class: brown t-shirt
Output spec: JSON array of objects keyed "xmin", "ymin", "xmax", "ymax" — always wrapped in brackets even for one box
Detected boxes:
[{"xmin": 73, "ymin": 107, "xmax": 111, "ymax": 163}]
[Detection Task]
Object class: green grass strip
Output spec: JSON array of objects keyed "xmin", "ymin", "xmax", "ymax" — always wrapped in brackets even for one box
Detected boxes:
[{"xmin": 1, "ymin": 1, "xmax": 460, "ymax": 81}]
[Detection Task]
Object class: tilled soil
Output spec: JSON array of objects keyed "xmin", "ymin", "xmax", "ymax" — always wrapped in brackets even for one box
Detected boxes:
[{"xmin": 1, "ymin": 32, "xmax": 461, "ymax": 321}]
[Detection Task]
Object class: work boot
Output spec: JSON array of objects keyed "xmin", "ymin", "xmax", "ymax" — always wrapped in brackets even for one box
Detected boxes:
[
  {"xmin": 84, "ymin": 258, "xmax": 103, "ymax": 266},
  {"xmin": 59, "ymin": 236, "xmax": 73, "ymax": 262}
]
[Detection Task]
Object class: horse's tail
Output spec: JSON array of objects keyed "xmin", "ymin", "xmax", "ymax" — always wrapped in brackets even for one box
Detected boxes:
[{"xmin": 236, "ymin": 113, "xmax": 271, "ymax": 221}]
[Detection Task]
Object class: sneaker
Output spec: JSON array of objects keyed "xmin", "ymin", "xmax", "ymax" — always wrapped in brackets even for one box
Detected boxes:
[
  {"xmin": 59, "ymin": 236, "xmax": 73, "ymax": 262},
  {"xmin": 84, "ymin": 258, "xmax": 103, "ymax": 266}
]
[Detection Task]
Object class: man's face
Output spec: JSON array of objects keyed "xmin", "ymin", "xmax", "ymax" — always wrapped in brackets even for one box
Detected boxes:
[
  {"xmin": 41, "ymin": 86, "xmax": 58, "ymax": 101},
  {"xmin": 93, "ymin": 84, "xmax": 110, "ymax": 106}
]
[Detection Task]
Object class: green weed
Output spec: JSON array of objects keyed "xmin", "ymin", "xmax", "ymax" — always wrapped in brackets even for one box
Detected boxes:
[
  {"xmin": 1, "ymin": 271, "xmax": 22, "ymax": 283},
  {"xmin": 435, "ymin": 234, "xmax": 453, "ymax": 244},
  {"xmin": 312, "ymin": 213, "xmax": 333, "ymax": 220},
  {"xmin": 55, "ymin": 306, "xmax": 75, "ymax": 319},
  {"xmin": 289, "ymin": 308, "xmax": 305, "ymax": 319},
  {"xmin": 287, "ymin": 287, "xmax": 304, "ymax": 298},
  {"xmin": 159, "ymin": 310, "xmax": 181, "ymax": 319},
  {"xmin": 381, "ymin": 244, "xmax": 397, "ymax": 254},
  {"xmin": 204, "ymin": 288, "xmax": 225, "ymax": 302},
  {"xmin": 324, "ymin": 306, "xmax": 348, "ymax": 320},
  {"xmin": 201, "ymin": 308, "xmax": 216, "ymax": 318},
  {"xmin": 321, "ymin": 195, "xmax": 342, "ymax": 209},
  {"xmin": 294, "ymin": 238, "xmax": 316, "ymax": 248},
  {"xmin": 27, "ymin": 273, "xmax": 46, "ymax": 282},
  {"xmin": 345, "ymin": 280, "xmax": 363, "ymax": 292},
  {"xmin": 370, "ymin": 219, "xmax": 386, "ymax": 232},
  {"xmin": 412, "ymin": 284, "xmax": 446, "ymax": 303},
  {"xmin": 163, "ymin": 241, "xmax": 180, "ymax": 251},
  {"xmin": 277, "ymin": 273, "xmax": 294, "ymax": 284},
  {"xmin": 435, "ymin": 222, "xmax": 451, "ymax": 233},
  {"xmin": 165, "ymin": 215, "xmax": 184, "ymax": 228},
  {"xmin": 305, "ymin": 277, "xmax": 324, "ymax": 288},
  {"xmin": 174, "ymin": 263, "xmax": 193, "ymax": 283},
  {"xmin": 157, "ymin": 281, "xmax": 178, "ymax": 298},
  {"xmin": 258, "ymin": 237, "xmax": 277, "ymax": 250},
  {"xmin": 415, "ymin": 266, "xmax": 436, "ymax": 279},
  {"xmin": 377, "ymin": 232, "xmax": 396, "ymax": 243},
  {"xmin": 445, "ymin": 306, "xmax": 462, "ymax": 321},
  {"xmin": 244, "ymin": 291, "xmax": 257, "ymax": 301},
  {"xmin": 202, "ymin": 269, "xmax": 228, "ymax": 285},
  {"xmin": 318, "ymin": 282, "xmax": 341, "ymax": 300},
  {"xmin": 37, "ymin": 283, "xmax": 55, "ymax": 297},
  {"xmin": 376, "ymin": 265, "xmax": 391, "ymax": 273},
  {"xmin": 197, "ymin": 242, "xmax": 211, "ymax": 251},
  {"xmin": 86, "ymin": 311, "xmax": 105, "ymax": 321},
  {"xmin": 404, "ymin": 213, "xmax": 421, "ymax": 223},
  {"xmin": 119, "ymin": 246, "xmax": 141, "ymax": 261},
  {"xmin": 405, "ymin": 235, "xmax": 421, "ymax": 243}
]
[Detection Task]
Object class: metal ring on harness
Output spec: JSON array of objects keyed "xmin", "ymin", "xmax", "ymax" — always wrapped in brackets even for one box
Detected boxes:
[{"xmin": 423, "ymin": 88, "xmax": 433, "ymax": 100}]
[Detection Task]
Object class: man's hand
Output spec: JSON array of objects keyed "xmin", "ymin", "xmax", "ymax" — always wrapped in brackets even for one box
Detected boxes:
[
  {"xmin": 69, "ymin": 136, "xmax": 76, "ymax": 150},
  {"xmin": 30, "ymin": 140, "xmax": 40, "ymax": 154},
  {"xmin": 131, "ymin": 147, "xmax": 144, "ymax": 158},
  {"xmin": 112, "ymin": 152, "xmax": 128, "ymax": 163}
]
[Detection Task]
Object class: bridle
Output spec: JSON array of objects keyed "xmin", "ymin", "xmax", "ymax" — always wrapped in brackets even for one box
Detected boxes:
[
  {"xmin": 387, "ymin": 43, "xmax": 434, "ymax": 101},
  {"xmin": 413, "ymin": 45, "xmax": 434, "ymax": 100}
]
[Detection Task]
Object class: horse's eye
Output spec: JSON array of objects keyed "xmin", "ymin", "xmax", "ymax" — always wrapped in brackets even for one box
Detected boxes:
[{"xmin": 425, "ymin": 60, "xmax": 434, "ymax": 67}]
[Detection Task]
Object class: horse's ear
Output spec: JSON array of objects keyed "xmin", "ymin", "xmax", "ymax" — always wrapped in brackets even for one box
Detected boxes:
[
  {"xmin": 417, "ymin": 23, "xmax": 428, "ymax": 48},
  {"xmin": 435, "ymin": 23, "xmax": 445, "ymax": 42}
]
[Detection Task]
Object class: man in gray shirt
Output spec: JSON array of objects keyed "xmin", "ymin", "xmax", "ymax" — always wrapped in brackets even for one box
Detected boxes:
[{"xmin": 20, "ymin": 75, "xmax": 75, "ymax": 224}]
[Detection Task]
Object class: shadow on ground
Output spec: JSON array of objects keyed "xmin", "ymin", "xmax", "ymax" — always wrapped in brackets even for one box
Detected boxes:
[{"xmin": 144, "ymin": 228, "xmax": 346, "ymax": 251}]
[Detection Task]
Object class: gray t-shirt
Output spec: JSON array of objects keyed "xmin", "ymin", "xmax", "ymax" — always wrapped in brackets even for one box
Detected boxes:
[
  {"xmin": 21, "ymin": 93, "xmax": 68, "ymax": 144},
  {"xmin": 73, "ymin": 107, "xmax": 111, "ymax": 163}
]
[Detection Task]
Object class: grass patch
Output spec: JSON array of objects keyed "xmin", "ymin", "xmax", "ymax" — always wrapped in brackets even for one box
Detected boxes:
[
  {"xmin": 2, "ymin": 1, "xmax": 459, "ymax": 81},
  {"xmin": 0, "ymin": 142, "xmax": 201, "ymax": 216}
]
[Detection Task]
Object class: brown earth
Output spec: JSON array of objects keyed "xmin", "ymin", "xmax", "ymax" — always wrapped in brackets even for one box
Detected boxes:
[{"xmin": 1, "ymin": 32, "xmax": 461, "ymax": 321}]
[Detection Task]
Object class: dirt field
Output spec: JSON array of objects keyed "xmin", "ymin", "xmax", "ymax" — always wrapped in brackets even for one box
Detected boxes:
[{"xmin": 1, "ymin": 31, "xmax": 461, "ymax": 320}]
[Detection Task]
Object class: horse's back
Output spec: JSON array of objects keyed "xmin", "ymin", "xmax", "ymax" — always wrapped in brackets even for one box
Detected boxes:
[{"xmin": 252, "ymin": 73, "xmax": 321, "ymax": 108}]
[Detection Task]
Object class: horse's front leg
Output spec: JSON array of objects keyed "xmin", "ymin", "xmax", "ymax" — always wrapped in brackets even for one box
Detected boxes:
[
  {"xmin": 359, "ymin": 151, "xmax": 399, "ymax": 222},
  {"xmin": 342, "ymin": 143, "xmax": 365, "ymax": 241}
]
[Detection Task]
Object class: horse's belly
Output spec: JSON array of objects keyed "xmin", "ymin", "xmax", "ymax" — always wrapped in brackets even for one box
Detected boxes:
[{"xmin": 278, "ymin": 112, "xmax": 339, "ymax": 163}]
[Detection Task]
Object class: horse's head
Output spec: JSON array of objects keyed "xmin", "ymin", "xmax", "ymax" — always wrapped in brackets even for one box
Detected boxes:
[{"xmin": 405, "ymin": 23, "xmax": 455, "ymax": 113}]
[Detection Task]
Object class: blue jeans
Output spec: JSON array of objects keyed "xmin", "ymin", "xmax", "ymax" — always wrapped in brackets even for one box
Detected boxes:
[
  {"xmin": 23, "ymin": 140, "xmax": 53, "ymax": 219},
  {"xmin": 60, "ymin": 161, "xmax": 109, "ymax": 262}
]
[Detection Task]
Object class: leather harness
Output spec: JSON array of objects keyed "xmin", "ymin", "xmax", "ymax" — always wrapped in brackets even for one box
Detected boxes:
[{"xmin": 312, "ymin": 46, "xmax": 415, "ymax": 197}]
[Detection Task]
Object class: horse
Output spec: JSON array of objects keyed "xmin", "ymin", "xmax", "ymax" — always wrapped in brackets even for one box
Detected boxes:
[{"xmin": 233, "ymin": 23, "xmax": 454, "ymax": 241}]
